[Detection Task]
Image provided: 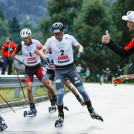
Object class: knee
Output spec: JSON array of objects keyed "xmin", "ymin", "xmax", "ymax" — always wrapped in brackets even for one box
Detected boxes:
[
  {"xmin": 57, "ymin": 88, "xmax": 64, "ymax": 104},
  {"xmin": 27, "ymin": 86, "xmax": 32, "ymax": 94},
  {"xmin": 78, "ymin": 86, "xmax": 89, "ymax": 101},
  {"xmin": 58, "ymin": 89, "xmax": 64, "ymax": 98}
]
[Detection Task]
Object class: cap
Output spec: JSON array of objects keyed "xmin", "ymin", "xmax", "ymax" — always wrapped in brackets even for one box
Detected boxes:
[{"xmin": 122, "ymin": 11, "xmax": 134, "ymax": 22}]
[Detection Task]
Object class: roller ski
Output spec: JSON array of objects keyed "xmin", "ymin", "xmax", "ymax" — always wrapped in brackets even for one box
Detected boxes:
[
  {"xmin": 0, "ymin": 116, "xmax": 7, "ymax": 131},
  {"xmin": 24, "ymin": 103, "xmax": 37, "ymax": 117},
  {"xmin": 63, "ymin": 106, "xmax": 69, "ymax": 111},
  {"xmin": 89, "ymin": 107, "xmax": 103, "ymax": 122},
  {"xmin": 55, "ymin": 112, "xmax": 64, "ymax": 127},
  {"xmin": 24, "ymin": 109, "xmax": 37, "ymax": 117},
  {"xmin": 48, "ymin": 104, "xmax": 56, "ymax": 112}
]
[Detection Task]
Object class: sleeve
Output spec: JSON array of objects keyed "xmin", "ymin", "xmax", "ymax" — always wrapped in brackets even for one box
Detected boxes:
[
  {"xmin": 43, "ymin": 38, "xmax": 51, "ymax": 50},
  {"xmin": 106, "ymin": 40, "xmax": 134, "ymax": 57},
  {"xmin": 69, "ymin": 35, "xmax": 79, "ymax": 47},
  {"xmin": 16, "ymin": 43, "xmax": 22, "ymax": 54},
  {"xmin": 2, "ymin": 44, "xmax": 5, "ymax": 58},
  {"xmin": 13, "ymin": 43, "xmax": 17, "ymax": 54},
  {"xmin": 35, "ymin": 40, "xmax": 43, "ymax": 49}
]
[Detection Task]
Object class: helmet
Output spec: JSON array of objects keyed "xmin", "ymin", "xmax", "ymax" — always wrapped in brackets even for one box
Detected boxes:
[
  {"xmin": 51, "ymin": 22, "xmax": 64, "ymax": 33},
  {"xmin": 20, "ymin": 28, "xmax": 31, "ymax": 38}
]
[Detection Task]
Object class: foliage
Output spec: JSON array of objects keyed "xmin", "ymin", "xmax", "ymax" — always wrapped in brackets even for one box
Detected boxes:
[
  {"xmin": 8, "ymin": 17, "xmax": 21, "ymax": 44},
  {"xmin": 40, "ymin": 0, "xmax": 83, "ymax": 41},
  {"xmin": 0, "ymin": 0, "xmax": 48, "ymax": 25},
  {"xmin": 73, "ymin": 0, "xmax": 116, "ymax": 75},
  {"xmin": 111, "ymin": 0, "xmax": 134, "ymax": 74}
]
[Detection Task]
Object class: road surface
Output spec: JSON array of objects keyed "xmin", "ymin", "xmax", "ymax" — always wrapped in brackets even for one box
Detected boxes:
[{"xmin": 0, "ymin": 83, "xmax": 134, "ymax": 134}]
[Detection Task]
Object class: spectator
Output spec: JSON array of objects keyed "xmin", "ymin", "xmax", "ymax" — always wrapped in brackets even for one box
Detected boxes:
[
  {"xmin": 1, "ymin": 37, "xmax": 16, "ymax": 75},
  {"xmin": 116, "ymin": 66, "xmax": 123, "ymax": 77},
  {"xmin": 106, "ymin": 68, "xmax": 112, "ymax": 82},
  {"xmin": 85, "ymin": 67, "xmax": 90, "ymax": 82},
  {"xmin": 76, "ymin": 64, "xmax": 82, "ymax": 74}
]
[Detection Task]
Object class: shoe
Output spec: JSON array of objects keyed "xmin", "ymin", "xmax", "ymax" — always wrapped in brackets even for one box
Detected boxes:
[{"xmin": 89, "ymin": 107, "xmax": 103, "ymax": 122}]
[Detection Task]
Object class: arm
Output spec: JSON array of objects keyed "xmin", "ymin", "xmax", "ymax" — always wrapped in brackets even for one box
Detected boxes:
[
  {"xmin": 2, "ymin": 44, "xmax": 5, "ymax": 58},
  {"xmin": 16, "ymin": 43, "xmax": 22, "ymax": 54},
  {"xmin": 76, "ymin": 44, "xmax": 83, "ymax": 59},
  {"xmin": 38, "ymin": 48, "xmax": 47, "ymax": 61},
  {"xmin": 106, "ymin": 40, "xmax": 133, "ymax": 57},
  {"xmin": 77, "ymin": 44, "xmax": 83, "ymax": 53},
  {"xmin": 102, "ymin": 30, "xmax": 134, "ymax": 57}
]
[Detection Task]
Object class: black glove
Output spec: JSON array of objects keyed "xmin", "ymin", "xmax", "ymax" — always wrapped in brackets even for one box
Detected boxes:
[
  {"xmin": 45, "ymin": 58, "xmax": 50, "ymax": 64},
  {"xmin": 77, "ymin": 52, "xmax": 82, "ymax": 59}
]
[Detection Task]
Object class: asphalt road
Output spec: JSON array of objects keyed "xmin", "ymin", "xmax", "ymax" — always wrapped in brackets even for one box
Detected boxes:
[{"xmin": 0, "ymin": 83, "xmax": 134, "ymax": 134}]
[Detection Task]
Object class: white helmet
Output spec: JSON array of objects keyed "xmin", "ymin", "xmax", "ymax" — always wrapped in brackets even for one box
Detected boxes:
[{"xmin": 20, "ymin": 28, "xmax": 31, "ymax": 38}]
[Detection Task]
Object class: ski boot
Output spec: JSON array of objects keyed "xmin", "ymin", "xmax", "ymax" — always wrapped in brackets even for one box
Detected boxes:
[
  {"xmin": 76, "ymin": 95, "xmax": 85, "ymax": 106},
  {"xmin": 89, "ymin": 107, "xmax": 103, "ymax": 122},
  {"xmin": 48, "ymin": 103, "xmax": 56, "ymax": 112},
  {"xmin": 0, "ymin": 116, "xmax": 7, "ymax": 131},
  {"xmin": 24, "ymin": 103, "xmax": 37, "ymax": 117},
  {"xmin": 55, "ymin": 112, "xmax": 64, "ymax": 127}
]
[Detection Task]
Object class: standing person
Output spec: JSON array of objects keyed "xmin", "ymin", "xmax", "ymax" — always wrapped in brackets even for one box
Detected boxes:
[
  {"xmin": 0, "ymin": 115, "xmax": 7, "ymax": 131},
  {"xmin": 76, "ymin": 64, "xmax": 82, "ymax": 75},
  {"xmin": 85, "ymin": 67, "xmax": 90, "ymax": 82},
  {"xmin": 45, "ymin": 51, "xmax": 85, "ymax": 111},
  {"xmin": 39, "ymin": 22, "xmax": 103, "ymax": 126},
  {"xmin": 2, "ymin": 37, "xmax": 16, "ymax": 75},
  {"xmin": 14, "ymin": 28, "xmax": 57, "ymax": 114},
  {"xmin": 116, "ymin": 66, "xmax": 123, "ymax": 77},
  {"xmin": 102, "ymin": 11, "xmax": 134, "ymax": 57}
]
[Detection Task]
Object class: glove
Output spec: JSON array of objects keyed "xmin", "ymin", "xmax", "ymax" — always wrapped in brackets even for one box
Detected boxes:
[
  {"xmin": 77, "ymin": 52, "xmax": 82, "ymax": 59},
  {"xmin": 45, "ymin": 58, "xmax": 50, "ymax": 64}
]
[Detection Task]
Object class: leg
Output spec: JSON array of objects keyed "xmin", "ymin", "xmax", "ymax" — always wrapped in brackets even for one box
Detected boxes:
[
  {"xmin": 55, "ymin": 71, "xmax": 65, "ymax": 123},
  {"xmin": 8, "ymin": 59, "xmax": 13, "ymax": 75},
  {"xmin": 1, "ymin": 58, "xmax": 8, "ymax": 75},
  {"xmin": 25, "ymin": 74, "xmax": 36, "ymax": 111},
  {"xmin": 65, "ymin": 79, "xmax": 85, "ymax": 106},
  {"xmin": 67, "ymin": 68, "xmax": 103, "ymax": 121},
  {"xmin": 25, "ymin": 82, "xmax": 33, "ymax": 103},
  {"xmin": 36, "ymin": 66, "xmax": 57, "ymax": 102}
]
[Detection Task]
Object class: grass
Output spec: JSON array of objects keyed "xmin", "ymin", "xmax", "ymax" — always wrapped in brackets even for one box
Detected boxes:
[
  {"xmin": 0, "ymin": 86, "xmax": 50, "ymax": 103},
  {"xmin": 0, "ymin": 85, "xmax": 69, "ymax": 104}
]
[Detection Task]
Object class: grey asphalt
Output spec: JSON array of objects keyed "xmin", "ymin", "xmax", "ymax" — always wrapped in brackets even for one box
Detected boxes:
[{"xmin": 0, "ymin": 83, "xmax": 134, "ymax": 134}]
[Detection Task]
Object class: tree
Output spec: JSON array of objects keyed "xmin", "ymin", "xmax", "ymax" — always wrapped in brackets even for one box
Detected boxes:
[
  {"xmin": 73, "ymin": 0, "xmax": 116, "ymax": 76},
  {"xmin": 111, "ymin": 0, "xmax": 134, "ymax": 74},
  {"xmin": 8, "ymin": 17, "xmax": 21, "ymax": 44},
  {"xmin": 0, "ymin": 8, "xmax": 4, "ymax": 20},
  {"xmin": 40, "ymin": 0, "xmax": 83, "ymax": 41}
]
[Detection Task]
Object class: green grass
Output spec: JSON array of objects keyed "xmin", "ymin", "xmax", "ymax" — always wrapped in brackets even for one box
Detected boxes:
[
  {"xmin": 0, "ymin": 86, "xmax": 49, "ymax": 103},
  {"xmin": 0, "ymin": 85, "xmax": 69, "ymax": 103}
]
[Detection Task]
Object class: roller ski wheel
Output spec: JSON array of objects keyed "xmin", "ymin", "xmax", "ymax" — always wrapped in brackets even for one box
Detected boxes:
[
  {"xmin": 90, "ymin": 108, "xmax": 103, "ymax": 122},
  {"xmin": 24, "ymin": 109, "xmax": 37, "ymax": 117},
  {"xmin": 0, "ymin": 117, "xmax": 7, "ymax": 131},
  {"xmin": 0, "ymin": 123, "xmax": 7, "ymax": 131},
  {"xmin": 48, "ymin": 105, "xmax": 56, "ymax": 113},
  {"xmin": 55, "ymin": 116, "xmax": 64, "ymax": 127}
]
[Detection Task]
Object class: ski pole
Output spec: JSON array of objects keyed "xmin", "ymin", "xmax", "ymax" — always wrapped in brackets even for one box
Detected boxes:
[
  {"xmin": 0, "ymin": 94, "xmax": 15, "ymax": 113},
  {"xmin": 14, "ymin": 62, "xmax": 27, "ymax": 103},
  {"xmin": 81, "ymin": 60, "xmax": 88, "ymax": 68}
]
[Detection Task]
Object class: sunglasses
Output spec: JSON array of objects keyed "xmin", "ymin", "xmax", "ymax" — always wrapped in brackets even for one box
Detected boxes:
[{"xmin": 22, "ymin": 37, "xmax": 29, "ymax": 41}]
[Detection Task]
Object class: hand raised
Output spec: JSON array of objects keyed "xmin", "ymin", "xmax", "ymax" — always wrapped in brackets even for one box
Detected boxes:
[{"xmin": 102, "ymin": 30, "xmax": 110, "ymax": 44}]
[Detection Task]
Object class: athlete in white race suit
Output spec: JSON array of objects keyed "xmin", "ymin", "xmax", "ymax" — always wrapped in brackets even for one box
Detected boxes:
[
  {"xmin": 14, "ymin": 28, "xmax": 57, "ymax": 112},
  {"xmin": 39, "ymin": 22, "xmax": 103, "ymax": 125}
]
